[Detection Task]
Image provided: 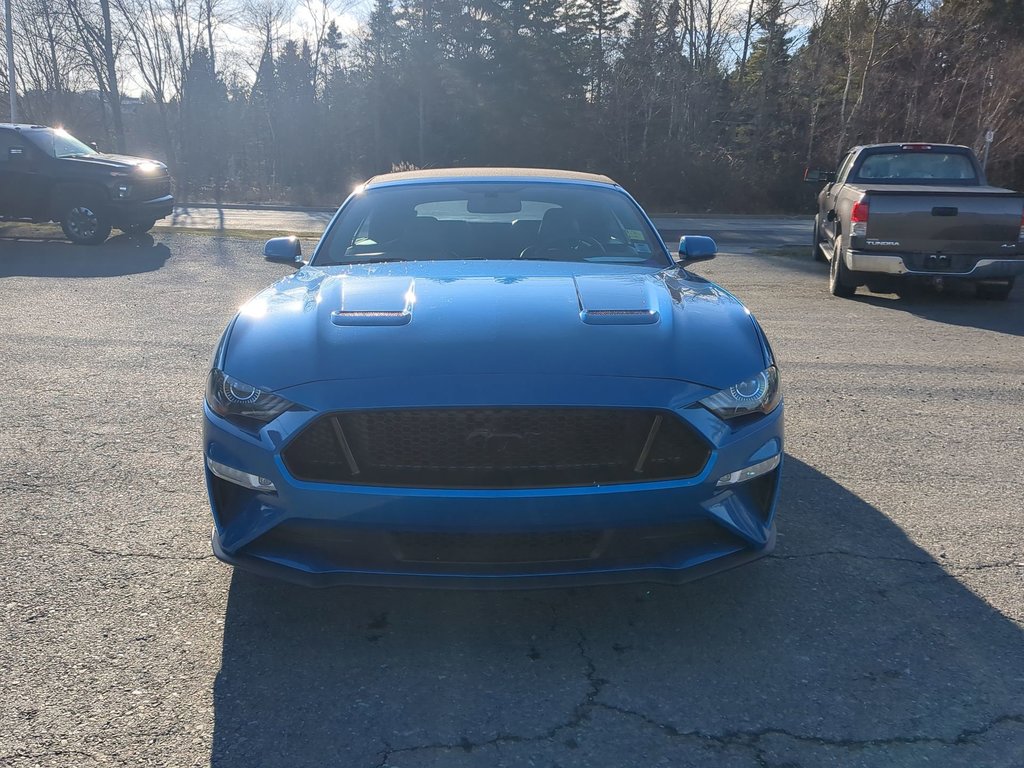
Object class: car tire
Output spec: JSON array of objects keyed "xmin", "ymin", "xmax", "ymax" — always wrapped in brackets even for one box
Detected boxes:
[
  {"xmin": 975, "ymin": 278, "xmax": 1014, "ymax": 301},
  {"xmin": 828, "ymin": 236, "xmax": 857, "ymax": 298},
  {"xmin": 812, "ymin": 215, "xmax": 826, "ymax": 262},
  {"xmin": 121, "ymin": 220, "xmax": 157, "ymax": 236},
  {"xmin": 60, "ymin": 198, "xmax": 112, "ymax": 245}
]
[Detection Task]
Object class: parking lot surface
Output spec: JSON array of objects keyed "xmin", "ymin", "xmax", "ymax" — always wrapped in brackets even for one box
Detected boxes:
[{"xmin": 1, "ymin": 232, "xmax": 1022, "ymax": 767}]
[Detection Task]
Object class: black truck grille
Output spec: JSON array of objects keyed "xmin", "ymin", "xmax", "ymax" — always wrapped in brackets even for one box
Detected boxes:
[
  {"xmin": 282, "ymin": 408, "xmax": 710, "ymax": 488},
  {"xmin": 136, "ymin": 177, "xmax": 172, "ymax": 200}
]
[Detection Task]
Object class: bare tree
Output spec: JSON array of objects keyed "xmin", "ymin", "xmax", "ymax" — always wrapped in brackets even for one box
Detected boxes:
[
  {"xmin": 114, "ymin": 0, "xmax": 178, "ymax": 163},
  {"xmin": 63, "ymin": 0, "xmax": 127, "ymax": 151}
]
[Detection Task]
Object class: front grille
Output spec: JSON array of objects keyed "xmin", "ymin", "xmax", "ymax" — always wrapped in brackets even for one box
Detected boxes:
[
  {"xmin": 282, "ymin": 408, "xmax": 710, "ymax": 488},
  {"xmin": 135, "ymin": 177, "xmax": 172, "ymax": 200}
]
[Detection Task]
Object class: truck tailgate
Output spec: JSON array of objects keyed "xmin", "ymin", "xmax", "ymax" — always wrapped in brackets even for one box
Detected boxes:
[{"xmin": 861, "ymin": 188, "xmax": 1023, "ymax": 254}]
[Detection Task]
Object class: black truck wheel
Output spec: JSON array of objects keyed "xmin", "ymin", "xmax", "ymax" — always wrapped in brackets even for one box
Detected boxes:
[
  {"xmin": 975, "ymin": 278, "xmax": 1015, "ymax": 301},
  {"xmin": 60, "ymin": 198, "xmax": 112, "ymax": 245},
  {"xmin": 828, "ymin": 236, "xmax": 858, "ymax": 298}
]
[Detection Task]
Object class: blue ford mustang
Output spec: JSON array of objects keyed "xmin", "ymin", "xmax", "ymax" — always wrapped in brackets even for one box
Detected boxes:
[{"xmin": 203, "ymin": 168, "xmax": 783, "ymax": 587}]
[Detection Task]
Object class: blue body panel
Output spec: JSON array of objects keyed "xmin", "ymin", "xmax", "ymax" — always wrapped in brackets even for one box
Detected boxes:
[
  {"xmin": 203, "ymin": 176, "xmax": 783, "ymax": 588},
  {"xmin": 223, "ymin": 261, "xmax": 767, "ymax": 393}
]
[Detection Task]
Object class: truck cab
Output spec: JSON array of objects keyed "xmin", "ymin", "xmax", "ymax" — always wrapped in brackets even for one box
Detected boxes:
[{"xmin": 0, "ymin": 124, "xmax": 174, "ymax": 245}]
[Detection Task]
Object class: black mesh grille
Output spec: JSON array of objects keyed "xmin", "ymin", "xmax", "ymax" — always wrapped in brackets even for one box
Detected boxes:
[
  {"xmin": 282, "ymin": 408, "xmax": 710, "ymax": 488},
  {"xmin": 135, "ymin": 177, "xmax": 172, "ymax": 200},
  {"xmin": 394, "ymin": 530, "xmax": 604, "ymax": 564}
]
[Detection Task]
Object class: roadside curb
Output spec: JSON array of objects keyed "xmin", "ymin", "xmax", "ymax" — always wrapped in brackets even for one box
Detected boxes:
[
  {"xmin": 649, "ymin": 213, "xmax": 813, "ymax": 219},
  {"xmin": 176, "ymin": 202, "xmax": 812, "ymax": 219},
  {"xmin": 175, "ymin": 203, "xmax": 337, "ymax": 213}
]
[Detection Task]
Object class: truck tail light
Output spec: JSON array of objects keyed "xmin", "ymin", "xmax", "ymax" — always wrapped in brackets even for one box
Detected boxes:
[{"xmin": 851, "ymin": 197, "xmax": 869, "ymax": 238}]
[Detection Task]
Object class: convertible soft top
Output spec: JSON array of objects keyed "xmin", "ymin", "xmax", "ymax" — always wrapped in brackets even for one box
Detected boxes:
[{"xmin": 365, "ymin": 167, "xmax": 618, "ymax": 187}]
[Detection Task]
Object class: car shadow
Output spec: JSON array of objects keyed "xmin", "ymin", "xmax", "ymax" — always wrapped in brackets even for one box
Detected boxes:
[
  {"xmin": 0, "ymin": 233, "xmax": 171, "ymax": 278},
  {"xmin": 749, "ymin": 252, "xmax": 1024, "ymax": 336},
  {"xmin": 852, "ymin": 285, "xmax": 1024, "ymax": 336},
  {"xmin": 210, "ymin": 456, "xmax": 1024, "ymax": 767}
]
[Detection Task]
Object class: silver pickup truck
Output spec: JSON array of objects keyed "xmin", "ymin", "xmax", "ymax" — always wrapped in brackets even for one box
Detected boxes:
[{"xmin": 806, "ymin": 143, "xmax": 1024, "ymax": 300}]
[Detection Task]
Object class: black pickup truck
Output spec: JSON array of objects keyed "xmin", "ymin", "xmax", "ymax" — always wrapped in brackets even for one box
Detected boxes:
[
  {"xmin": 806, "ymin": 143, "xmax": 1024, "ymax": 300},
  {"xmin": 0, "ymin": 123, "xmax": 174, "ymax": 245}
]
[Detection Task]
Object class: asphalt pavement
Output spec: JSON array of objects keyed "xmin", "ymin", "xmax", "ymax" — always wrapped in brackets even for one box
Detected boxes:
[{"xmin": 1, "ymin": 232, "xmax": 1022, "ymax": 767}]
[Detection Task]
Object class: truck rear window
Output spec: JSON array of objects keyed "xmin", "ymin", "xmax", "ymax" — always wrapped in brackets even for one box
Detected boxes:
[{"xmin": 853, "ymin": 151, "xmax": 977, "ymax": 183}]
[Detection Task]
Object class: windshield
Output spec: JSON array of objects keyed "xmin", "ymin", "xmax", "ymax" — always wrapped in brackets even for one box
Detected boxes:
[
  {"xmin": 25, "ymin": 128, "xmax": 98, "ymax": 159},
  {"xmin": 852, "ymin": 150, "xmax": 978, "ymax": 184},
  {"xmin": 314, "ymin": 182, "xmax": 671, "ymax": 267}
]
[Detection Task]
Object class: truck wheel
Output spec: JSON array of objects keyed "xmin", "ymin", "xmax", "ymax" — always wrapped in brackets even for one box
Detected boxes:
[
  {"xmin": 60, "ymin": 200, "xmax": 112, "ymax": 245},
  {"xmin": 121, "ymin": 221, "xmax": 157, "ymax": 236},
  {"xmin": 975, "ymin": 278, "xmax": 1014, "ymax": 301},
  {"xmin": 812, "ymin": 215, "xmax": 826, "ymax": 262},
  {"xmin": 828, "ymin": 236, "xmax": 857, "ymax": 298}
]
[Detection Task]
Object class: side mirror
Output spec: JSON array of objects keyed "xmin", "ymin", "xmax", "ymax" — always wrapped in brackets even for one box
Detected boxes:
[
  {"xmin": 89, "ymin": 141, "xmax": 100, "ymax": 152},
  {"xmin": 677, "ymin": 235, "xmax": 717, "ymax": 265},
  {"xmin": 264, "ymin": 236, "xmax": 303, "ymax": 266},
  {"xmin": 804, "ymin": 168, "xmax": 836, "ymax": 183}
]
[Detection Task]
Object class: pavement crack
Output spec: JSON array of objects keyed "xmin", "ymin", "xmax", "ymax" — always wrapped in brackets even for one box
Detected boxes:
[
  {"xmin": 589, "ymin": 705, "xmax": 1024, "ymax": 753},
  {"xmin": 0, "ymin": 750, "xmax": 107, "ymax": 764},
  {"xmin": 73, "ymin": 542, "xmax": 214, "ymax": 562},
  {"xmin": 771, "ymin": 550, "xmax": 939, "ymax": 566},
  {"xmin": 771, "ymin": 550, "xmax": 1019, "ymax": 574},
  {"xmin": 372, "ymin": 626, "xmax": 611, "ymax": 764},
  {"xmin": 370, "ymin": 616, "xmax": 1022, "ymax": 766}
]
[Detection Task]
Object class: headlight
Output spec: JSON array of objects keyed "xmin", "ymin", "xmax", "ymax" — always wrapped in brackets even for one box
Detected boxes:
[
  {"xmin": 700, "ymin": 366, "xmax": 781, "ymax": 420},
  {"xmin": 206, "ymin": 369, "xmax": 295, "ymax": 424}
]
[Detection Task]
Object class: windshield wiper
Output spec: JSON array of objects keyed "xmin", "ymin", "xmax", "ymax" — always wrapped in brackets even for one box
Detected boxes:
[{"xmin": 326, "ymin": 258, "xmax": 409, "ymax": 266}]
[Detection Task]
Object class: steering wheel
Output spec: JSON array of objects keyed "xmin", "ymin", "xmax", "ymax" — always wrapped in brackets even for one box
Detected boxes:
[{"xmin": 519, "ymin": 237, "xmax": 606, "ymax": 260}]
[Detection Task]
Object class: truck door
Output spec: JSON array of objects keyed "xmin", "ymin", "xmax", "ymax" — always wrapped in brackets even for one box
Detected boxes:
[
  {"xmin": 0, "ymin": 131, "xmax": 47, "ymax": 219},
  {"xmin": 823, "ymin": 152, "xmax": 856, "ymax": 244}
]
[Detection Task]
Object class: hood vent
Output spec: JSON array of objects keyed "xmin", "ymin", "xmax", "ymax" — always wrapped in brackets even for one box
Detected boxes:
[
  {"xmin": 579, "ymin": 309, "xmax": 659, "ymax": 325},
  {"xmin": 332, "ymin": 310, "xmax": 411, "ymax": 326},
  {"xmin": 331, "ymin": 275, "xmax": 415, "ymax": 326},
  {"xmin": 573, "ymin": 275, "xmax": 660, "ymax": 326}
]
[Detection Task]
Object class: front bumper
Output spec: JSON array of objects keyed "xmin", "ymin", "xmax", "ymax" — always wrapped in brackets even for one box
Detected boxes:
[
  {"xmin": 109, "ymin": 194, "xmax": 175, "ymax": 226},
  {"xmin": 845, "ymin": 249, "xmax": 1024, "ymax": 279},
  {"xmin": 203, "ymin": 375, "xmax": 784, "ymax": 588},
  {"xmin": 211, "ymin": 524, "xmax": 777, "ymax": 588}
]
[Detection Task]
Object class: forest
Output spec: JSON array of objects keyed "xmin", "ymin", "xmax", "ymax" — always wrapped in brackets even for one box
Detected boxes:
[{"xmin": 2, "ymin": 0, "xmax": 1022, "ymax": 211}]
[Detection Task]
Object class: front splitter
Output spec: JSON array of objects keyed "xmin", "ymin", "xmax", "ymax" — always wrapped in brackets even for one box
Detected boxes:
[{"xmin": 210, "ymin": 525, "xmax": 776, "ymax": 590}]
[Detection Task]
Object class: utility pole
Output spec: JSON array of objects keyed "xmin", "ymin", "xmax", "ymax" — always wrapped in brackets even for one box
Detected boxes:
[
  {"xmin": 4, "ymin": 0, "xmax": 15, "ymax": 123},
  {"xmin": 982, "ymin": 128, "xmax": 994, "ymax": 171}
]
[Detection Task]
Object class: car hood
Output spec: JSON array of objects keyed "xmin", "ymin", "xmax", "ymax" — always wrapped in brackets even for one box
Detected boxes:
[
  {"xmin": 222, "ymin": 261, "xmax": 767, "ymax": 392},
  {"xmin": 61, "ymin": 153, "xmax": 167, "ymax": 173}
]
